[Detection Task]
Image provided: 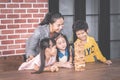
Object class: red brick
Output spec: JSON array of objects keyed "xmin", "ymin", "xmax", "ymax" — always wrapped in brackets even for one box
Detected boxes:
[
  {"xmin": 15, "ymin": 29, "xmax": 27, "ymax": 33},
  {"xmin": 21, "ymin": 4, "xmax": 32, "ymax": 8},
  {"xmin": 33, "ymin": 24, "xmax": 39, "ymax": 28},
  {"xmin": 7, "ymin": 4, "xmax": 19, "ymax": 8},
  {"xmin": 28, "ymin": 29, "xmax": 35, "ymax": 33},
  {"xmin": 21, "ymin": 24, "xmax": 32, "ymax": 28},
  {"xmin": 1, "ymin": 9, "xmax": 13, "ymax": 13},
  {"xmin": 28, "ymin": 19, "xmax": 39, "ymax": 23},
  {"xmin": 15, "ymin": 19, "xmax": 26, "ymax": 23},
  {"xmin": 16, "ymin": 49, "xmax": 25, "ymax": 53},
  {"xmin": 33, "ymin": 14, "xmax": 44, "ymax": 18},
  {"xmin": 1, "ymin": 20, "xmax": 13, "ymax": 24},
  {"xmin": 21, "ymin": 34, "xmax": 32, "ymax": 38},
  {"xmin": 0, "ymin": 0, "xmax": 10, "ymax": 2},
  {"xmin": 0, "ymin": 14, "xmax": 6, "ymax": 18},
  {"xmin": 0, "ymin": 25, "xmax": 6, "ymax": 29},
  {"xmin": 8, "ymin": 35, "xmax": 20, "ymax": 39},
  {"xmin": 40, "ymin": 9, "xmax": 48, "ymax": 13},
  {"xmin": 12, "ymin": 0, "xmax": 24, "ymax": 2},
  {"xmin": 7, "ymin": 14, "xmax": 19, "ymax": 18},
  {"xmin": 0, "ymin": 52, "xmax": 1, "ymax": 55},
  {"xmin": 21, "ymin": 44, "xmax": 26, "ymax": 48},
  {"xmin": 27, "ymin": 9, "xmax": 38, "ymax": 13},
  {"xmin": 15, "ymin": 39, "xmax": 26, "ymax": 44},
  {"xmin": 8, "ymin": 45, "xmax": 20, "ymax": 49},
  {"xmin": 14, "ymin": 9, "xmax": 26, "ymax": 13},
  {"xmin": 7, "ymin": 25, "xmax": 19, "ymax": 29},
  {"xmin": 21, "ymin": 14, "xmax": 32, "ymax": 18},
  {"xmin": 45, "ymin": 4, "xmax": 48, "ymax": 8},
  {"xmin": 25, "ymin": 0, "xmax": 36, "ymax": 2},
  {"xmin": 1, "ymin": 40, "xmax": 14, "ymax": 44},
  {"xmin": 0, "ymin": 36, "xmax": 7, "ymax": 40},
  {"xmin": 3, "ymin": 50, "xmax": 15, "ymax": 55},
  {"xmin": 0, "ymin": 4, "xmax": 5, "ymax": 8},
  {"xmin": 2, "ymin": 30, "xmax": 14, "ymax": 34},
  {"xmin": 33, "ymin": 4, "xmax": 44, "ymax": 8},
  {"xmin": 0, "ymin": 46, "xmax": 7, "ymax": 50},
  {"xmin": 37, "ymin": 0, "xmax": 48, "ymax": 2}
]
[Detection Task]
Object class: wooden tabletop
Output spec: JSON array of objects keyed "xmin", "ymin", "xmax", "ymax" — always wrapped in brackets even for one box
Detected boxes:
[{"xmin": 0, "ymin": 57, "xmax": 120, "ymax": 80}]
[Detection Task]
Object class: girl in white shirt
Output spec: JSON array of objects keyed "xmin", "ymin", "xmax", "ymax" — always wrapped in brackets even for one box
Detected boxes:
[{"xmin": 18, "ymin": 38, "xmax": 59, "ymax": 73}]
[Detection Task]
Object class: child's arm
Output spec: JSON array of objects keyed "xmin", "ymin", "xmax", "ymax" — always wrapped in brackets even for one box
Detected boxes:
[
  {"xmin": 34, "ymin": 64, "xmax": 39, "ymax": 71},
  {"xmin": 93, "ymin": 38, "xmax": 112, "ymax": 64},
  {"xmin": 34, "ymin": 64, "xmax": 59, "ymax": 72},
  {"xmin": 54, "ymin": 62, "xmax": 73, "ymax": 68},
  {"xmin": 44, "ymin": 65, "xmax": 59, "ymax": 72}
]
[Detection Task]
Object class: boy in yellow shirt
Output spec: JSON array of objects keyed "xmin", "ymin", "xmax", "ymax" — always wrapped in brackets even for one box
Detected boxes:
[{"xmin": 72, "ymin": 20, "xmax": 112, "ymax": 65}]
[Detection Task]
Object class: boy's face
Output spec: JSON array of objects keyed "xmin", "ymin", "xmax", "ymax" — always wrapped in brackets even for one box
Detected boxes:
[{"xmin": 76, "ymin": 30, "xmax": 88, "ymax": 41}]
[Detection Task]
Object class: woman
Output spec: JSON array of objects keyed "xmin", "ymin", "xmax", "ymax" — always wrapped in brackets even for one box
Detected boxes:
[{"xmin": 25, "ymin": 12, "xmax": 64, "ymax": 61}]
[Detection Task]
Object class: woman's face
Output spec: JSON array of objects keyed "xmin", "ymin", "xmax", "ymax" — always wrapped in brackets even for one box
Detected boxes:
[
  {"xmin": 50, "ymin": 18, "xmax": 64, "ymax": 33},
  {"xmin": 56, "ymin": 36, "xmax": 67, "ymax": 51}
]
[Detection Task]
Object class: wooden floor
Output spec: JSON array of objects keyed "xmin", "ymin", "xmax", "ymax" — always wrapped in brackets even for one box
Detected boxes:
[{"xmin": 0, "ymin": 55, "xmax": 120, "ymax": 80}]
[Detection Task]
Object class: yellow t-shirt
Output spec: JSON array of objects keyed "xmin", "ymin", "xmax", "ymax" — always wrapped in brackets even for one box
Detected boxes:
[{"xmin": 74, "ymin": 36, "xmax": 107, "ymax": 63}]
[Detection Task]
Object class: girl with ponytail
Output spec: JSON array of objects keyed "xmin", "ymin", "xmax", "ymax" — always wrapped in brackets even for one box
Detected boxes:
[{"xmin": 18, "ymin": 38, "xmax": 59, "ymax": 73}]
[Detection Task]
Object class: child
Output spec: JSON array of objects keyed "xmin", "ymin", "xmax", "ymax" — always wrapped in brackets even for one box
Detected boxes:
[
  {"xmin": 18, "ymin": 38, "xmax": 59, "ymax": 73},
  {"xmin": 52, "ymin": 33, "xmax": 73, "ymax": 68},
  {"xmin": 72, "ymin": 20, "xmax": 112, "ymax": 68}
]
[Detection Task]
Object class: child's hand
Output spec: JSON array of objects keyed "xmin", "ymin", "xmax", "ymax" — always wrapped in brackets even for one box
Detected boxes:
[
  {"xmin": 50, "ymin": 65, "xmax": 59, "ymax": 72},
  {"xmin": 64, "ymin": 62, "xmax": 73, "ymax": 68},
  {"xmin": 105, "ymin": 60, "xmax": 112, "ymax": 65},
  {"xmin": 26, "ymin": 55, "xmax": 34, "ymax": 62}
]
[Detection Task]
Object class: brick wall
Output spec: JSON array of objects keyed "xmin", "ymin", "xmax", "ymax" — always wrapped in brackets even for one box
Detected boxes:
[{"xmin": 0, "ymin": 0, "xmax": 48, "ymax": 56}]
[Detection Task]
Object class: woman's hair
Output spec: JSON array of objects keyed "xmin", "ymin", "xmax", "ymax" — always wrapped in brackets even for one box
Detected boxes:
[
  {"xmin": 39, "ymin": 12, "xmax": 64, "ymax": 25},
  {"xmin": 32, "ymin": 38, "xmax": 56, "ymax": 74},
  {"xmin": 52, "ymin": 32, "xmax": 70, "ymax": 62}
]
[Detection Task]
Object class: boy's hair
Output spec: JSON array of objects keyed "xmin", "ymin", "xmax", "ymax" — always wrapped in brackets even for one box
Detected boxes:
[
  {"xmin": 72, "ymin": 20, "xmax": 88, "ymax": 42},
  {"xmin": 32, "ymin": 38, "xmax": 56, "ymax": 74},
  {"xmin": 52, "ymin": 32, "xmax": 70, "ymax": 62},
  {"xmin": 72, "ymin": 20, "xmax": 88, "ymax": 33}
]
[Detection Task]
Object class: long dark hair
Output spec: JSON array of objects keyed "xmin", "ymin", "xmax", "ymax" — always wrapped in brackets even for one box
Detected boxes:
[
  {"xmin": 32, "ymin": 38, "xmax": 56, "ymax": 74},
  {"xmin": 39, "ymin": 12, "xmax": 64, "ymax": 25},
  {"xmin": 52, "ymin": 32, "xmax": 70, "ymax": 62}
]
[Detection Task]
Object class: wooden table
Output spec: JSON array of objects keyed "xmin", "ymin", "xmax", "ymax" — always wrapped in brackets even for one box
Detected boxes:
[{"xmin": 0, "ymin": 57, "xmax": 120, "ymax": 80}]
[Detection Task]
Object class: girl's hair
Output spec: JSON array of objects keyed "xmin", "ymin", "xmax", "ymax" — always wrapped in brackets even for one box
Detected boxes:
[
  {"xmin": 52, "ymin": 32, "xmax": 70, "ymax": 62},
  {"xmin": 32, "ymin": 38, "xmax": 56, "ymax": 74},
  {"xmin": 72, "ymin": 20, "xmax": 88, "ymax": 42},
  {"xmin": 39, "ymin": 12, "xmax": 64, "ymax": 25}
]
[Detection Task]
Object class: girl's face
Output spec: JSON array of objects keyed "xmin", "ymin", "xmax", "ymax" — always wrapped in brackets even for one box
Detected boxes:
[
  {"xmin": 76, "ymin": 30, "xmax": 88, "ymax": 41},
  {"xmin": 56, "ymin": 36, "xmax": 67, "ymax": 51},
  {"xmin": 50, "ymin": 18, "xmax": 64, "ymax": 33}
]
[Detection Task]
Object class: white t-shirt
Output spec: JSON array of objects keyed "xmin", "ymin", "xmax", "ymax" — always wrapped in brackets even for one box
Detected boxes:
[{"xmin": 18, "ymin": 54, "xmax": 56, "ymax": 70}]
